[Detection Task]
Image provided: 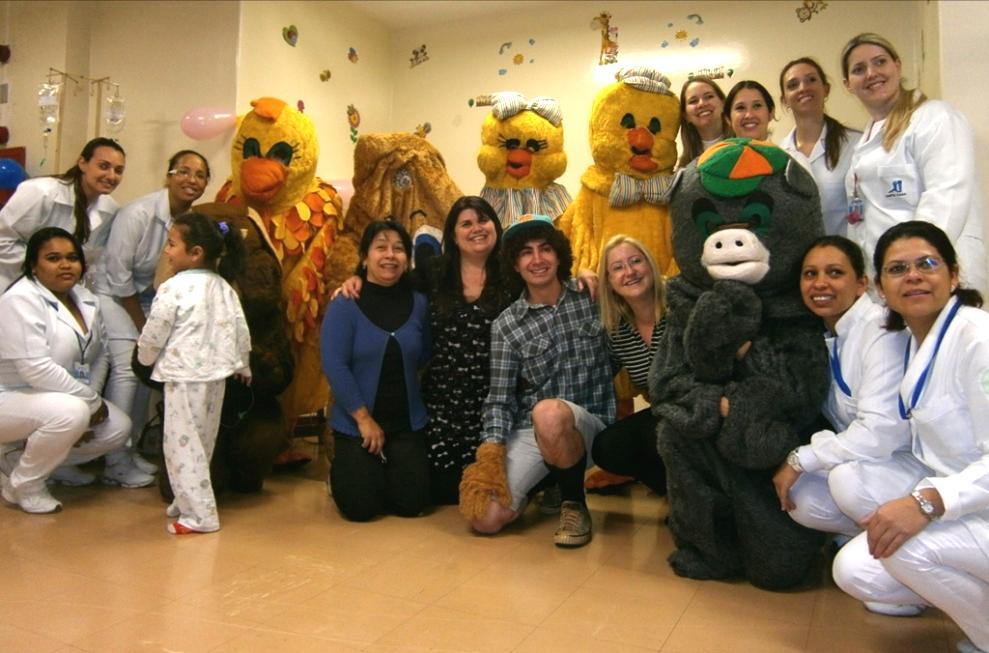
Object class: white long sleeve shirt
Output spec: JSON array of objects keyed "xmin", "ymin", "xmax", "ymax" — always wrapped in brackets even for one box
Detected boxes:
[
  {"xmin": 0, "ymin": 277, "xmax": 107, "ymax": 412},
  {"xmin": 781, "ymin": 123, "xmax": 861, "ymax": 237},
  {"xmin": 845, "ymin": 100, "xmax": 986, "ymax": 294},
  {"xmin": 99, "ymin": 187, "xmax": 171, "ymax": 299},
  {"xmin": 137, "ymin": 269, "xmax": 251, "ymax": 382},
  {"xmin": 0, "ymin": 177, "xmax": 118, "ymax": 292},
  {"xmin": 797, "ymin": 294, "xmax": 911, "ymax": 473}
]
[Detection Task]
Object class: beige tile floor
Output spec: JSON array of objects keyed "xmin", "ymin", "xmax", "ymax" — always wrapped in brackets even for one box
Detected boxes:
[{"xmin": 0, "ymin": 442, "xmax": 965, "ymax": 653}]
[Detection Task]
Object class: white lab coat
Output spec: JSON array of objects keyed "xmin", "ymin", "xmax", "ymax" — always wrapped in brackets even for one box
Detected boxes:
[
  {"xmin": 781, "ymin": 123, "xmax": 862, "ymax": 237},
  {"xmin": 0, "ymin": 277, "xmax": 129, "ymax": 492},
  {"xmin": 0, "ymin": 177, "xmax": 118, "ymax": 292},
  {"xmin": 830, "ymin": 296, "xmax": 989, "ymax": 650},
  {"xmin": 99, "ymin": 187, "xmax": 171, "ymax": 304},
  {"xmin": 845, "ymin": 100, "xmax": 986, "ymax": 294},
  {"xmin": 788, "ymin": 294, "xmax": 911, "ymax": 535}
]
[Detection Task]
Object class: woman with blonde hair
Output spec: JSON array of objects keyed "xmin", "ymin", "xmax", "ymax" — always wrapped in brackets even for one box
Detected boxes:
[
  {"xmin": 840, "ymin": 32, "xmax": 985, "ymax": 294},
  {"xmin": 677, "ymin": 76, "xmax": 729, "ymax": 168},
  {"xmin": 589, "ymin": 235, "xmax": 667, "ymax": 495}
]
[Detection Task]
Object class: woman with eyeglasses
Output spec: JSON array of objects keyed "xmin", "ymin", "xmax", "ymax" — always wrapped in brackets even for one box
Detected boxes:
[
  {"xmin": 840, "ymin": 33, "xmax": 985, "ymax": 294},
  {"xmin": 92, "ymin": 150, "xmax": 211, "ymax": 489},
  {"xmin": 830, "ymin": 221, "xmax": 989, "ymax": 653}
]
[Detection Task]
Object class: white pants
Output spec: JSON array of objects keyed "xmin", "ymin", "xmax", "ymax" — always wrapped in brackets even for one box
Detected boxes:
[
  {"xmin": 99, "ymin": 295, "xmax": 151, "ymax": 449},
  {"xmin": 0, "ymin": 390, "xmax": 130, "ymax": 492},
  {"xmin": 788, "ymin": 470, "xmax": 860, "ymax": 537},
  {"xmin": 831, "ymin": 453, "xmax": 989, "ymax": 650},
  {"xmin": 163, "ymin": 380, "xmax": 224, "ymax": 531}
]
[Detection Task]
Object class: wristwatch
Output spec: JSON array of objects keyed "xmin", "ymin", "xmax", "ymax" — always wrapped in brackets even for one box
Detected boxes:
[
  {"xmin": 786, "ymin": 448, "xmax": 804, "ymax": 473},
  {"xmin": 911, "ymin": 490, "xmax": 939, "ymax": 521}
]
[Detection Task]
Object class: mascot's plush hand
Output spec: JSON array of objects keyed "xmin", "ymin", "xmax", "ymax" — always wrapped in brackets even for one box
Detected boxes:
[
  {"xmin": 459, "ymin": 441, "xmax": 511, "ymax": 520},
  {"xmin": 685, "ymin": 280, "xmax": 762, "ymax": 383}
]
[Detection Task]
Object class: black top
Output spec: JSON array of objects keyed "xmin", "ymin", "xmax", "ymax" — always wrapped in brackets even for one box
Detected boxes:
[{"xmin": 358, "ymin": 281, "xmax": 413, "ymax": 432}]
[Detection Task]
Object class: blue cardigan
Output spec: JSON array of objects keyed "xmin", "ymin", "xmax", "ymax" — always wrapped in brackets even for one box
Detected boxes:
[{"xmin": 320, "ymin": 291, "xmax": 431, "ymax": 437}]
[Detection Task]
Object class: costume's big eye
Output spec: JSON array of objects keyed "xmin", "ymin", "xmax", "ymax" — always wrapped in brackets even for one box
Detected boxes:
[
  {"xmin": 620, "ymin": 113, "xmax": 636, "ymax": 129},
  {"xmin": 692, "ymin": 198, "xmax": 722, "ymax": 238},
  {"xmin": 526, "ymin": 139, "xmax": 546, "ymax": 152},
  {"xmin": 741, "ymin": 191, "xmax": 774, "ymax": 235},
  {"xmin": 243, "ymin": 138, "xmax": 261, "ymax": 158},
  {"xmin": 648, "ymin": 117, "xmax": 662, "ymax": 134},
  {"xmin": 266, "ymin": 142, "xmax": 294, "ymax": 167}
]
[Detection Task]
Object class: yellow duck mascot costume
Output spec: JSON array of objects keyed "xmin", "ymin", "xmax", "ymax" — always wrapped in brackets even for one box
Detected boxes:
[
  {"xmin": 216, "ymin": 97, "xmax": 343, "ymax": 459},
  {"xmin": 476, "ymin": 92, "xmax": 571, "ymax": 226},
  {"xmin": 557, "ymin": 67, "xmax": 681, "ymax": 276}
]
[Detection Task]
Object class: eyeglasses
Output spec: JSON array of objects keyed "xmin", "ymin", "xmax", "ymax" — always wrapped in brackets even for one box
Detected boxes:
[
  {"xmin": 168, "ymin": 168, "xmax": 209, "ymax": 183},
  {"xmin": 881, "ymin": 255, "xmax": 943, "ymax": 278}
]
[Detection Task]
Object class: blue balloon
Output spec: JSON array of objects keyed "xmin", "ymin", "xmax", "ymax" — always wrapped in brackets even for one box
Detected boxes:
[{"xmin": 0, "ymin": 158, "xmax": 27, "ymax": 190}]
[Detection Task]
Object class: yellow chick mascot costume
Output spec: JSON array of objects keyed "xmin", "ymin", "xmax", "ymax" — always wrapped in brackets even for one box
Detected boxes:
[
  {"xmin": 557, "ymin": 67, "xmax": 680, "ymax": 276},
  {"xmin": 216, "ymin": 97, "xmax": 343, "ymax": 453},
  {"xmin": 476, "ymin": 92, "xmax": 571, "ymax": 226}
]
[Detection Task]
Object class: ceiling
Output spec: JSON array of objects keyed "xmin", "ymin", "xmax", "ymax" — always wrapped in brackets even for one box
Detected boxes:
[{"xmin": 343, "ymin": 0, "xmax": 561, "ymax": 30}]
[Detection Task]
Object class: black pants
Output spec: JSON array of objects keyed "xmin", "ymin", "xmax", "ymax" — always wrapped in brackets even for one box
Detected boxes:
[
  {"xmin": 330, "ymin": 430, "xmax": 430, "ymax": 521},
  {"xmin": 591, "ymin": 407, "xmax": 667, "ymax": 495}
]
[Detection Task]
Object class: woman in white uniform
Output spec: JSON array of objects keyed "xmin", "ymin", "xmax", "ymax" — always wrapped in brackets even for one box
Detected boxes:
[
  {"xmin": 0, "ymin": 137, "xmax": 125, "ymax": 292},
  {"xmin": 97, "ymin": 150, "xmax": 210, "ymax": 486},
  {"xmin": 773, "ymin": 235, "xmax": 916, "ymax": 616},
  {"xmin": 841, "ymin": 33, "xmax": 986, "ymax": 295},
  {"xmin": 830, "ymin": 221, "xmax": 989, "ymax": 653},
  {"xmin": 778, "ymin": 58, "xmax": 861, "ymax": 236},
  {"xmin": 0, "ymin": 227, "xmax": 130, "ymax": 513}
]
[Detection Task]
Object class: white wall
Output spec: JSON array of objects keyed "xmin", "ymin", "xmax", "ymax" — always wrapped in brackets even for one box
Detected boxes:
[
  {"xmin": 388, "ymin": 0, "xmax": 925, "ymax": 196},
  {"xmin": 938, "ymin": 0, "xmax": 989, "ymax": 287},
  {"xmin": 236, "ymin": 0, "xmax": 394, "ymax": 184}
]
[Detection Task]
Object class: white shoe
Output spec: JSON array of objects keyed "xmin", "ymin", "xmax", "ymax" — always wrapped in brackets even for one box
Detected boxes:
[
  {"xmin": 49, "ymin": 465, "xmax": 97, "ymax": 486},
  {"xmin": 2, "ymin": 473, "xmax": 62, "ymax": 514},
  {"xmin": 102, "ymin": 459, "xmax": 155, "ymax": 488},
  {"xmin": 957, "ymin": 639, "xmax": 989, "ymax": 653},
  {"xmin": 864, "ymin": 601, "xmax": 925, "ymax": 617},
  {"xmin": 131, "ymin": 452, "xmax": 158, "ymax": 475}
]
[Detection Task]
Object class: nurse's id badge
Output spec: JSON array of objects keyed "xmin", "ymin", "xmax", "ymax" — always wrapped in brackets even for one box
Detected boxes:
[
  {"xmin": 73, "ymin": 362, "xmax": 92, "ymax": 385},
  {"xmin": 847, "ymin": 196, "xmax": 863, "ymax": 225}
]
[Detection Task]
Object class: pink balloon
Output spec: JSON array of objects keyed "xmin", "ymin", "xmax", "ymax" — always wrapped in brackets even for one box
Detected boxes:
[
  {"xmin": 180, "ymin": 106, "xmax": 236, "ymax": 140},
  {"xmin": 329, "ymin": 178, "xmax": 355, "ymax": 213}
]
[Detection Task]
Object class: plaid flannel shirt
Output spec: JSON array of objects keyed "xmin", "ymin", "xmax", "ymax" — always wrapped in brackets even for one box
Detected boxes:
[{"xmin": 482, "ymin": 280, "xmax": 616, "ymax": 444}]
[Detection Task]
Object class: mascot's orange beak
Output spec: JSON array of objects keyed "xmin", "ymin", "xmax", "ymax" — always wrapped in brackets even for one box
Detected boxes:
[
  {"xmin": 627, "ymin": 127, "xmax": 658, "ymax": 173},
  {"xmin": 240, "ymin": 157, "xmax": 287, "ymax": 203},
  {"xmin": 505, "ymin": 149, "xmax": 532, "ymax": 179}
]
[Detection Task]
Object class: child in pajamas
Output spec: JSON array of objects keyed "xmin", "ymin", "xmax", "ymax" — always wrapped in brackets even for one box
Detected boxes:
[{"xmin": 137, "ymin": 212, "xmax": 251, "ymax": 534}]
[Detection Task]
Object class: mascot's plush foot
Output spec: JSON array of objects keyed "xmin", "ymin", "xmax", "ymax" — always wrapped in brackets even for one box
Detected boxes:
[
  {"xmin": 668, "ymin": 546, "xmax": 737, "ymax": 581},
  {"xmin": 585, "ymin": 467, "xmax": 635, "ymax": 494},
  {"xmin": 272, "ymin": 449, "xmax": 313, "ymax": 469}
]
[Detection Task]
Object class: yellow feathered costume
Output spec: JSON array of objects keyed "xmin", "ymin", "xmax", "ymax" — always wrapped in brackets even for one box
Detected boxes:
[
  {"xmin": 216, "ymin": 97, "xmax": 343, "ymax": 437},
  {"xmin": 557, "ymin": 67, "xmax": 680, "ymax": 276},
  {"xmin": 476, "ymin": 92, "xmax": 571, "ymax": 226}
]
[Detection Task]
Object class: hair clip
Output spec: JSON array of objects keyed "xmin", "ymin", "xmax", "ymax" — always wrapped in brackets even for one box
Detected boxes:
[{"xmin": 217, "ymin": 221, "xmax": 229, "ymax": 235}]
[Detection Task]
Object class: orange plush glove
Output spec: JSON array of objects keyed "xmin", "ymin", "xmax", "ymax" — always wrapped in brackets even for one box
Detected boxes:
[{"xmin": 459, "ymin": 441, "xmax": 511, "ymax": 521}]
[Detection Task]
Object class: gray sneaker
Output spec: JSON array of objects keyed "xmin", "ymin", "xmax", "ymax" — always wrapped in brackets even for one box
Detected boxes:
[{"xmin": 554, "ymin": 500, "xmax": 592, "ymax": 548}]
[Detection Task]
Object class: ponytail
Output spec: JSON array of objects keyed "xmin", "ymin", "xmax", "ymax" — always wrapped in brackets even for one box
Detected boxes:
[{"xmin": 822, "ymin": 114, "xmax": 849, "ymax": 171}]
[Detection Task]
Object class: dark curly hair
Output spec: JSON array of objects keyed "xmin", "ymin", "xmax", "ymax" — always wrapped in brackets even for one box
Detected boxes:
[{"xmin": 501, "ymin": 221, "xmax": 573, "ymax": 287}]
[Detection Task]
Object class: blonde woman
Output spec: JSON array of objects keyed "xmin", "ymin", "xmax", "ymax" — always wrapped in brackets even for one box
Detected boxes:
[
  {"xmin": 841, "ymin": 32, "xmax": 985, "ymax": 294},
  {"xmin": 590, "ymin": 235, "xmax": 667, "ymax": 495}
]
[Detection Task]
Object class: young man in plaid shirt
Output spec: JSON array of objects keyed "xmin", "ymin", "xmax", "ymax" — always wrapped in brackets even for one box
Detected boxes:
[{"xmin": 459, "ymin": 214, "xmax": 615, "ymax": 547}]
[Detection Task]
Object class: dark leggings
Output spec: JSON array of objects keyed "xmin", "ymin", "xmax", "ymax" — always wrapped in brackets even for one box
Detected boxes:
[
  {"xmin": 330, "ymin": 430, "xmax": 430, "ymax": 521},
  {"xmin": 591, "ymin": 408, "xmax": 667, "ymax": 495}
]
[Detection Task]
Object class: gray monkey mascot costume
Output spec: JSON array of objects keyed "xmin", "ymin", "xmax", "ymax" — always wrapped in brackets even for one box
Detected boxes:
[{"xmin": 650, "ymin": 138, "xmax": 829, "ymax": 590}]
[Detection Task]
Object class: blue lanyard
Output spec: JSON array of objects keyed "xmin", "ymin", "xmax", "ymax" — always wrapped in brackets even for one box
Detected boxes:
[
  {"xmin": 830, "ymin": 337, "xmax": 852, "ymax": 397},
  {"xmin": 898, "ymin": 298, "xmax": 961, "ymax": 419}
]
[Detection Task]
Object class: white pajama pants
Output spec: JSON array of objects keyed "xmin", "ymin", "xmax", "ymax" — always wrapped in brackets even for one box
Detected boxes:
[
  {"xmin": 0, "ymin": 390, "xmax": 130, "ymax": 492},
  {"xmin": 163, "ymin": 380, "xmax": 224, "ymax": 532},
  {"xmin": 830, "ymin": 453, "xmax": 989, "ymax": 650},
  {"xmin": 99, "ymin": 295, "xmax": 151, "ymax": 457}
]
